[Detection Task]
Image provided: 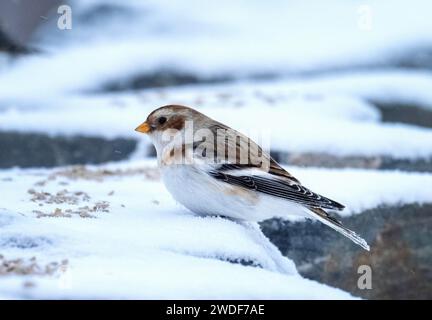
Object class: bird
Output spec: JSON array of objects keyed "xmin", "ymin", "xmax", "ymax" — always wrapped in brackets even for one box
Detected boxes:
[{"xmin": 135, "ymin": 105, "xmax": 369, "ymax": 251}]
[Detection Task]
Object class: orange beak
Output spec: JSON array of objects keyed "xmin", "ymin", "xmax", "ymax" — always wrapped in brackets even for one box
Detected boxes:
[{"xmin": 135, "ymin": 121, "xmax": 151, "ymax": 133}]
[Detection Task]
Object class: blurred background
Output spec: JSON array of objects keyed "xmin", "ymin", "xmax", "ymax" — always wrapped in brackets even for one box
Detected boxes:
[{"xmin": 1, "ymin": 0, "xmax": 432, "ymax": 299}]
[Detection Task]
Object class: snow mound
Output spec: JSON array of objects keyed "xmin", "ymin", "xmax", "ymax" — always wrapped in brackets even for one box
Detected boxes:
[{"xmin": 0, "ymin": 161, "xmax": 355, "ymax": 299}]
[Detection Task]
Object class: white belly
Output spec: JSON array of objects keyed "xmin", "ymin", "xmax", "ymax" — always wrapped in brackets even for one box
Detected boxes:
[{"xmin": 160, "ymin": 164, "xmax": 307, "ymax": 221}]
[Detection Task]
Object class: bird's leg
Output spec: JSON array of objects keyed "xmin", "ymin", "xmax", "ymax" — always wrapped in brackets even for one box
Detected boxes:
[{"xmin": 238, "ymin": 221, "xmax": 298, "ymax": 275}]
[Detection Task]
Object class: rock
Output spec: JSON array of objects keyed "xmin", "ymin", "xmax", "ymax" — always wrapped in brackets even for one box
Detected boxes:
[
  {"xmin": 101, "ymin": 70, "xmax": 231, "ymax": 91},
  {"xmin": 260, "ymin": 203, "xmax": 432, "ymax": 299},
  {"xmin": 372, "ymin": 102, "xmax": 432, "ymax": 129},
  {"xmin": 392, "ymin": 46, "xmax": 432, "ymax": 70},
  {"xmin": 2, "ymin": 130, "xmax": 431, "ymax": 172},
  {"xmin": 77, "ymin": 3, "xmax": 133, "ymax": 25},
  {"xmin": 271, "ymin": 151, "xmax": 432, "ymax": 173},
  {"xmin": 0, "ymin": 29, "xmax": 31, "ymax": 55},
  {"xmin": 0, "ymin": 0, "xmax": 60, "ymax": 54},
  {"xmin": 271, "ymin": 152, "xmax": 382, "ymax": 170},
  {"xmin": 0, "ymin": 131, "xmax": 136, "ymax": 168}
]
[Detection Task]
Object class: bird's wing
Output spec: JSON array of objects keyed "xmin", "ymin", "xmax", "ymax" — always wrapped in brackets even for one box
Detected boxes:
[
  {"xmin": 207, "ymin": 163, "xmax": 345, "ymax": 210},
  {"xmin": 192, "ymin": 122, "xmax": 344, "ymax": 210},
  {"xmin": 196, "ymin": 122, "xmax": 300, "ymax": 180}
]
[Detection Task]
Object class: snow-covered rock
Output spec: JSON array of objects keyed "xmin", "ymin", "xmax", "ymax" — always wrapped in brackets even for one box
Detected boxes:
[{"xmin": 0, "ymin": 160, "xmax": 356, "ymax": 299}]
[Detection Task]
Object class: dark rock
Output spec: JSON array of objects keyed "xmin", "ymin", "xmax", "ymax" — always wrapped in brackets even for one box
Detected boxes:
[
  {"xmin": 0, "ymin": 131, "xmax": 136, "ymax": 168},
  {"xmin": 271, "ymin": 151, "xmax": 432, "ymax": 173},
  {"xmin": 380, "ymin": 157, "xmax": 432, "ymax": 172},
  {"xmin": 271, "ymin": 152, "xmax": 382, "ymax": 170},
  {"xmin": 2, "ymin": 130, "xmax": 431, "ymax": 172},
  {"xmin": 271, "ymin": 151, "xmax": 432, "ymax": 172},
  {"xmin": 372, "ymin": 102, "xmax": 432, "ymax": 128},
  {"xmin": 101, "ymin": 70, "xmax": 231, "ymax": 91},
  {"xmin": 77, "ymin": 3, "xmax": 133, "ymax": 25},
  {"xmin": 0, "ymin": 0, "xmax": 59, "ymax": 54},
  {"xmin": 0, "ymin": 29, "xmax": 32, "ymax": 55},
  {"xmin": 391, "ymin": 46, "xmax": 432, "ymax": 70},
  {"xmin": 260, "ymin": 203, "xmax": 432, "ymax": 299}
]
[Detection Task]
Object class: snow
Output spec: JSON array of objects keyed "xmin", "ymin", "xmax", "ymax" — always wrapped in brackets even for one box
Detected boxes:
[
  {"xmin": 2, "ymin": 75, "xmax": 432, "ymax": 160},
  {"xmin": 1, "ymin": 158, "xmax": 431, "ymax": 298},
  {"xmin": 0, "ymin": 160, "xmax": 358, "ymax": 299},
  {"xmin": 287, "ymin": 166, "xmax": 432, "ymax": 216},
  {"xmin": 264, "ymin": 70, "xmax": 432, "ymax": 109},
  {"xmin": 1, "ymin": 0, "xmax": 432, "ymax": 100},
  {"xmin": 1, "ymin": 0, "xmax": 432, "ymax": 162}
]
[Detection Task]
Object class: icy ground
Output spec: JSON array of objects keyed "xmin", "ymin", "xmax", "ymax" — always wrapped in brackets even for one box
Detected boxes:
[
  {"xmin": 0, "ymin": 159, "xmax": 360, "ymax": 299},
  {"xmin": 1, "ymin": 159, "xmax": 431, "ymax": 299}
]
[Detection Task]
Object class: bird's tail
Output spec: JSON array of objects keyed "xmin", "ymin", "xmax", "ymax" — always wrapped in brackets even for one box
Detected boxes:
[{"xmin": 308, "ymin": 207, "xmax": 370, "ymax": 251}]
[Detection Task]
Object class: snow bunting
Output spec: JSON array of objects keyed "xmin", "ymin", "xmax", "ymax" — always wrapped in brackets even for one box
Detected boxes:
[{"xmin": 135, "ymin": 105, "xmax": 369, "ymax": 251}]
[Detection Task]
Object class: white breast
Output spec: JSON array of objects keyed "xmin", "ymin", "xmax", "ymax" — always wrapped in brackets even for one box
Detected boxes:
[{"xmin": 160, "ymin": 164, "xmax": 307, "ymax": 221}]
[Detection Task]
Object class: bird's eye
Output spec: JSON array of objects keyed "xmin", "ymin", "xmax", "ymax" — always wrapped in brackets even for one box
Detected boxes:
[{"xmin": 158, "ymin": 117, "xmax": 167, "ymax": 125}]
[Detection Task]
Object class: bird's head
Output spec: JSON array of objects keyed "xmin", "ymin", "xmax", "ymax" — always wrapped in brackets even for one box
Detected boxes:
[{"xmin": 135, "ymin": 104, "xmax": 210, "ymax": 151}]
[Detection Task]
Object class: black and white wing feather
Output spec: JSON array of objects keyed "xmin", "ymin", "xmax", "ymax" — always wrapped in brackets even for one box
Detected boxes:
[
  {"xmin": 208, "ymin": 164, "xmax": 344, "ymax": 210},
  {"xmin": 207, "ymin": 163, "xmax": 369, "ymax": 251}
]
